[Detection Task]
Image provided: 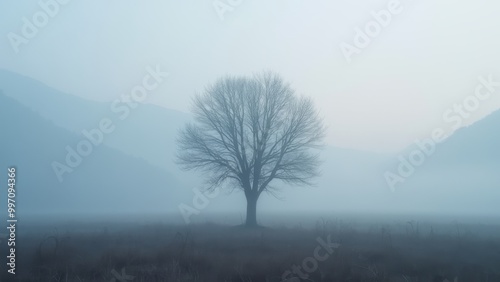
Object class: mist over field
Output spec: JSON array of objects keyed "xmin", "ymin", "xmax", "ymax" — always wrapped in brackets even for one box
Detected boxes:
[{"xmin": 1, "ymin": 1, "xmax": 500, "ymax": 281}]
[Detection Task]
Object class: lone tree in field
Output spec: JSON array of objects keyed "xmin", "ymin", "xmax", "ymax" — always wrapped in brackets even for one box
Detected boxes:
[{"xmin": 177, "ymin": 72, "xmax": 325, "ymax": 227}]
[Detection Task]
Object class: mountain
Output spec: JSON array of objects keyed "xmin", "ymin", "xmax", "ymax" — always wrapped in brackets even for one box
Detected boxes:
[
  {"xmin": 430, "ymin": 110, "xmax": 500, "ymax": 166},
  {"xmin": 0, "ymin": 69, "xmax": 191, "ymax": 176},
  {"xmin": 0, "ymin": 93, "xmax": 182, "ymax": 215},
  {"xmin": 0, "ymin": 68, "xmax": 498, "ymax": 217},
  {"xmin": 383, "ymin": 110, "xmax": 500, "ymax": 215}
]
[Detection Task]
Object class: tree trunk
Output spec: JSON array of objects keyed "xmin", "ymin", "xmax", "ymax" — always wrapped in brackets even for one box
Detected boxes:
[{"xmin": 245, "ymin": 193, "xmax": 258, "ymax": 227}]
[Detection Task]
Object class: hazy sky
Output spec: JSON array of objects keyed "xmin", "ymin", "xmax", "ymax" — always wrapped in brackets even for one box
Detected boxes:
[{"xmin": 2, "ymin": 0, "xmax": 500, "ymax": 152}]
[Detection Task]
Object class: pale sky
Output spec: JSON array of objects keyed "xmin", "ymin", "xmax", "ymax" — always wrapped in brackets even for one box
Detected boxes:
[{"xmin": 2, "ymin": 0, "xmax": 500, "ymax": 152}]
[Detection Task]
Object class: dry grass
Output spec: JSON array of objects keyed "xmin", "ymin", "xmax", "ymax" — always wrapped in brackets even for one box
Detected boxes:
[{"xmin": 5, "ymin": 220, "xmax": 500, "ymax": 282}]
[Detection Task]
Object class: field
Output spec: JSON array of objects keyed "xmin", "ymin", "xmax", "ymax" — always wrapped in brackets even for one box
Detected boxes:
[{"xmin": 3, "ymin": 215, "xmax": 500, "ymax": 282}]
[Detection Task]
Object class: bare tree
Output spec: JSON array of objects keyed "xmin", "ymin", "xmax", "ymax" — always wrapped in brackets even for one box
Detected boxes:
[{"xmin": 176, "ymin": 71, "xmax": 325, "ymax": 227}]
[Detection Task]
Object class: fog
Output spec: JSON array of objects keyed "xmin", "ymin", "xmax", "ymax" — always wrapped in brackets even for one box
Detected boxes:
[{"xmin": 1, "ymin": 1, "xmax": 499, "ymax": 281}]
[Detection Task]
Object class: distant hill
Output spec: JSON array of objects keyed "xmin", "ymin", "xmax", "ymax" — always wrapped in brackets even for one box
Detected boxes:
[
  {"xmin": 0, "ymin": 69, "xmax": 191, "ymax": 175},
  {"xmin": 382, "ymin": 109, "xmax": 500, "ymax": 215},
  {"xmin": 430, "ymin": 110, "xmax": 500, "ymax": 166},
  {"xmin": 1, "ymin": 69, "xmax": 498, "ymax": 217},
  {"xmin": 0, "ymin": 93, "xmax": 182, "ymax": 215}
]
